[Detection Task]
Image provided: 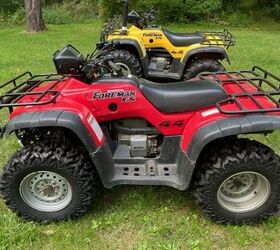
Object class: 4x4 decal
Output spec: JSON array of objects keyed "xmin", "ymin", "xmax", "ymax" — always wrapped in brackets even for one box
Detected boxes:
[{"xmin": 159, "ymin": 120, "xmax": 184, "ymax": 128}]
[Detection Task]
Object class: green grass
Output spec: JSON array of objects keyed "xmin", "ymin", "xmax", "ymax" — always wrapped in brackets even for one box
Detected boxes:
[{"xmin": 1, "ymin": 23, "xmax": 280, "ymax": 250}]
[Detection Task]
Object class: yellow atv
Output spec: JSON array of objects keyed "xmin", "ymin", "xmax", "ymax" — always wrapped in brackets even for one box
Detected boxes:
[{"xmin": 100, "ymin": 0, "xmax": 235, "ymax": 80}]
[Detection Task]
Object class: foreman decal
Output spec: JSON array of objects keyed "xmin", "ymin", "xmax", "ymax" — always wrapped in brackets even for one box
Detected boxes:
[{"xmin": 93, "ymin": 90, "xmax": 136, "ymax": 102}]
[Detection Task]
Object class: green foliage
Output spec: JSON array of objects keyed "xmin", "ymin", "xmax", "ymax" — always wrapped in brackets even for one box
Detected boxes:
[
  {"xmin": 98, "ymin": 0, "xmax": 121, "ymax": 19},
  {"xmin": 184, "ymin": 0, "xmax": 222, "ymax": 20},
  {"xmin": 97, "ymin": 0, "xmax": 279, "ymax": 23},
  {"xmin": 44, "ymin": 0, "xmax": 100, "ymax": 24},
  {"xmin": 138, "ymin": 0, "xmax": 186, "ymax": 23},
  {"xmin": 220, "ymin": 11, "xmax": 253, "ymax": 27},
  {"xmin": 271, "ymin": 4, "xmax": 280, "ymax": 21},
  {"xmin": 43, "ymin": 5, "xmax": 74, "ymax": 25},
  {"xmin": 0, "ymin": 0, "xmax": 23, "ymax": 14},
  {"xmin": 261, "ymin": 1, "xmax": 280, "ymax": 22},
  {"xmin": 43, "ymin": 0, "xmax": 100, "ymax": 24},
  {"xmin": 0, "ymin": 0, "xmax": 100, "ymax": 26},
  {"xmin": 43, "ymin": 0, "xmax": 63, "ymax": 4},
  {"xmin": 240, "ymin": 0, "xmax": 258, "ymax": 9},
  {"xmin": 99, "ymin": 0, "xmax": 222, "ymax": 23},
  {"xmin": 0, "ymin": 0, "xmax": 280, "ymax": 26},
  {"xmin": 9, "ymin": 8, "xmax": 26, "ymax": 25}
]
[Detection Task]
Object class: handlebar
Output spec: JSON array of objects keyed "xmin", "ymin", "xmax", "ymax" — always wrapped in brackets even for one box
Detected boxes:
[
  {"xmin": 127, "ymin": 9, "xmax": 156, "ymax": 29},
  {"xmin": 102, "ymin": 41, "xmax": 121, "ymax": 50},
  {"xmin": 88, "ymin": 40, "xmax": 120, "ymax": 61},
  {"xmin": 107, "ymin": 60, "xmax": 119, "ymax": 72},
  {"xmin": 82, "ymin": 41, "xmax": 123, "ymax": 79}
]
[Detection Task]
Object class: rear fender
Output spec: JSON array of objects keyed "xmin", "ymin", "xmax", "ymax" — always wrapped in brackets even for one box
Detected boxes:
[
  {"xmin": 183, "ymin": 47, "xmax": 230, "ymax": 65},
  {"xmin": 3, "ymin": 110, "xmax": 115, "ymax": 187},
  {"xmin": 182, "ymin": 114, "xmax": 280, "ymax": 164}
]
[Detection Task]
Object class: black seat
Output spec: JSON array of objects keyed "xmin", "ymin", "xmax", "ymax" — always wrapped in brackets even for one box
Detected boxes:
[
  {"xmin": 163, "ymin": 29, "xmax": 205, "ymax": 47},
  {"xmin": 140, "ymin": 79, "xmax": 227, "ymax": 114}
]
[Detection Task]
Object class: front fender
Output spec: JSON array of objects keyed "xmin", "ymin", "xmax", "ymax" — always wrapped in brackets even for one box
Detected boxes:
[
  {"xmin": 111, "ymin": 38, "xmax": 146, "ymax": 58},
  {"xmin": 4, "ymin": 110, "xmax": 99, "ymax": 152},
  {"xmin": 3, "ymin": 110, "xmax": 115, "ymax": 188}
]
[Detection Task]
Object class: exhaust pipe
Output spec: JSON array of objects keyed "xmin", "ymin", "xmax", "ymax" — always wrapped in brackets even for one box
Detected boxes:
[{"xmin": 121, "ymin": 0, "xmax": 129, "ymax": 35}]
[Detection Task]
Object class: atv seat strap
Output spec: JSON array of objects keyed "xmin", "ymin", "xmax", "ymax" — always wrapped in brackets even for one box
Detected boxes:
[
  {"xmin": 139, "ymin": 79, "xmax": 227, "ymax": 114},
  {"xmin": 163, "ymin": 29, "xmax": 205, "ymax": 47}
]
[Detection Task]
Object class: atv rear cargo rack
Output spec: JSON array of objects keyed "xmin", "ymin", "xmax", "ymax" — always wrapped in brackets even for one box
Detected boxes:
[
  {"xmin": 0, "ymin": 72, "xmax": 65, "ymax": 112},
  {"xmin": 200, "ymin": 66, "xmax": 280, "ymax": 115},
  {"xmin": 202, "ymin": 29, "xmax": 235, "ymax": 48}
]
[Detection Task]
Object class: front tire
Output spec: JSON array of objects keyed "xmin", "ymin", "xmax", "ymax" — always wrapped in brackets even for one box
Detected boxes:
[
  {"xmin": 110, "ymin": 49, "xmax": 142, "ymax": 77},
  {"xmin": 194, "ymin": 138, "xmax": 280, "ymax": 224},
  {"xmin": 183, "ymin": 59, "xmax": 225, "ymax": 80},
  {"xmin": 0, "ymin": 141, "xmax": 99, "ymax": 222}
]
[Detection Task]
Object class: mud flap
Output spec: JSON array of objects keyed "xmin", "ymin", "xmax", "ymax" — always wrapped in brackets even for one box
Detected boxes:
[{"xmin": 89, "ymin": 142, "xmax": 116, "ymax": 188}]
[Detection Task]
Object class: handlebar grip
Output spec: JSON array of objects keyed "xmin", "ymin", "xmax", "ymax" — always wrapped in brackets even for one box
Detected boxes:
[
  {"xmin": 107, "ymin": 60, "xmax": 119, "ymax": 71},
  {"xmin": 112, "ymin": 41, "xmax": 121, "ymax": 47},
  {"xmin": 102, "ymin": 41, "xmax": 120, "ymax": 51}
]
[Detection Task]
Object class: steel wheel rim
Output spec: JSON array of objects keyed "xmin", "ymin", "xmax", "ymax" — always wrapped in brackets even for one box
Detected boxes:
[
  {"xmin": 115, "ymin": 62, "xmax": 132, "ymax": 75},
  {"xmin": 217, "ymin": 171, "xmax": 271, "ymax": 213},
  {"xmin": 20, "ymin": 171, "xmax": 73, "ymax": 212}
]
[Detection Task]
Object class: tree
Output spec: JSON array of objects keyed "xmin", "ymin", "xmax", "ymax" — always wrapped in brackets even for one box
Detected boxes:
[{"xmin": 24, "ymin": 0, "xmax": 46, "ymax": 32}]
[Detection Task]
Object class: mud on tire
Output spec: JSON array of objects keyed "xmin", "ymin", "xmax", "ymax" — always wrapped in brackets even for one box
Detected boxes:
[
  {"xmin": 110, "ymin": 49, "xmax": 142, "ymax": 77},
  {"xmin": 0, "ymin": 134, "xmax": 99, "ymax": 222},
  {"xmin": 183, "ymin": 59, "xmax": 225, "ymax": 80},
  {"xmin": 194, "ymin": 138, "xmax": 280, "ymax": 225}
]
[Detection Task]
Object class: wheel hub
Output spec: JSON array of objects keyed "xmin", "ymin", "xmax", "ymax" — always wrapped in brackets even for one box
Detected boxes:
[
  {"xmin": 36, "ymin": 180, "xmax": 60, "ymax": 197},
  {"xmin": 221, "ymin": 173, "xmax": 255, "ymax": 196},
  {"xmin": 20, "ymin": 171, "xmax": 73, "ymax": 212},
  {"xmin": 217, "ymin": 171, "xmax": 271, "ymax": 213},
  {"xmin": 115, "ymin": 62, "xmax": 132, "ymax": 76}
]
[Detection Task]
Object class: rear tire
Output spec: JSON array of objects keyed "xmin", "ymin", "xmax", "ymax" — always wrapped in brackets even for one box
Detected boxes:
[
  {"xmin": 109, "ymin": 49, "xmax": 142, "ymax": 77},
  {"xmin": 183, "ymin": 59, "xmax": 225, "ymax": 80},
  {"xmin": 0, "ymin": 139, "xmax": 99, "ymax": 222},
  {"xmin": 194, "ymin": 138, "xmax": 280, "ymax": 225}
]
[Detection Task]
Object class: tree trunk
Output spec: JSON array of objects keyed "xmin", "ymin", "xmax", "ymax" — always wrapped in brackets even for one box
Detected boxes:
[{"xmin": 24, "ymin": 0, "xmax": 46, "ymax": 33}]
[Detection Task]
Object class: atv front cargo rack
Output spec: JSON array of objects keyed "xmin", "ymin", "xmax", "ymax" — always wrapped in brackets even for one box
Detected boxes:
[
  {"xmin": 200, "ymin": 66, "xmax": 280, "ymax": 115},
  {"xmin": 0, "ymin": 72, "xmax": 65, "ymax": 112},
  {"xmin": 202, "ymin": 29, "xmax": 235, "ymax": 48},
  {"xmin": 100, "ymin": 15, "xmax": 122, "ymax": 41}
]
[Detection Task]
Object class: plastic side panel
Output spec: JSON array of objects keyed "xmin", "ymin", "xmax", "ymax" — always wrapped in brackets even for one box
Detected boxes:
[
  {"xmin": 185, "ymin": 115, "xmax": 280, "ymax": 163},
  {"xmin": 90, "ymin": 81, "xmax": 195, "ymax": 136}
]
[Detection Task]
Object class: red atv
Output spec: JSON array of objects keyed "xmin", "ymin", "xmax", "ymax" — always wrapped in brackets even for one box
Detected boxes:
[{"xmin": 1, "ymin": 42, "xmax": 280, "ymax": 224}]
